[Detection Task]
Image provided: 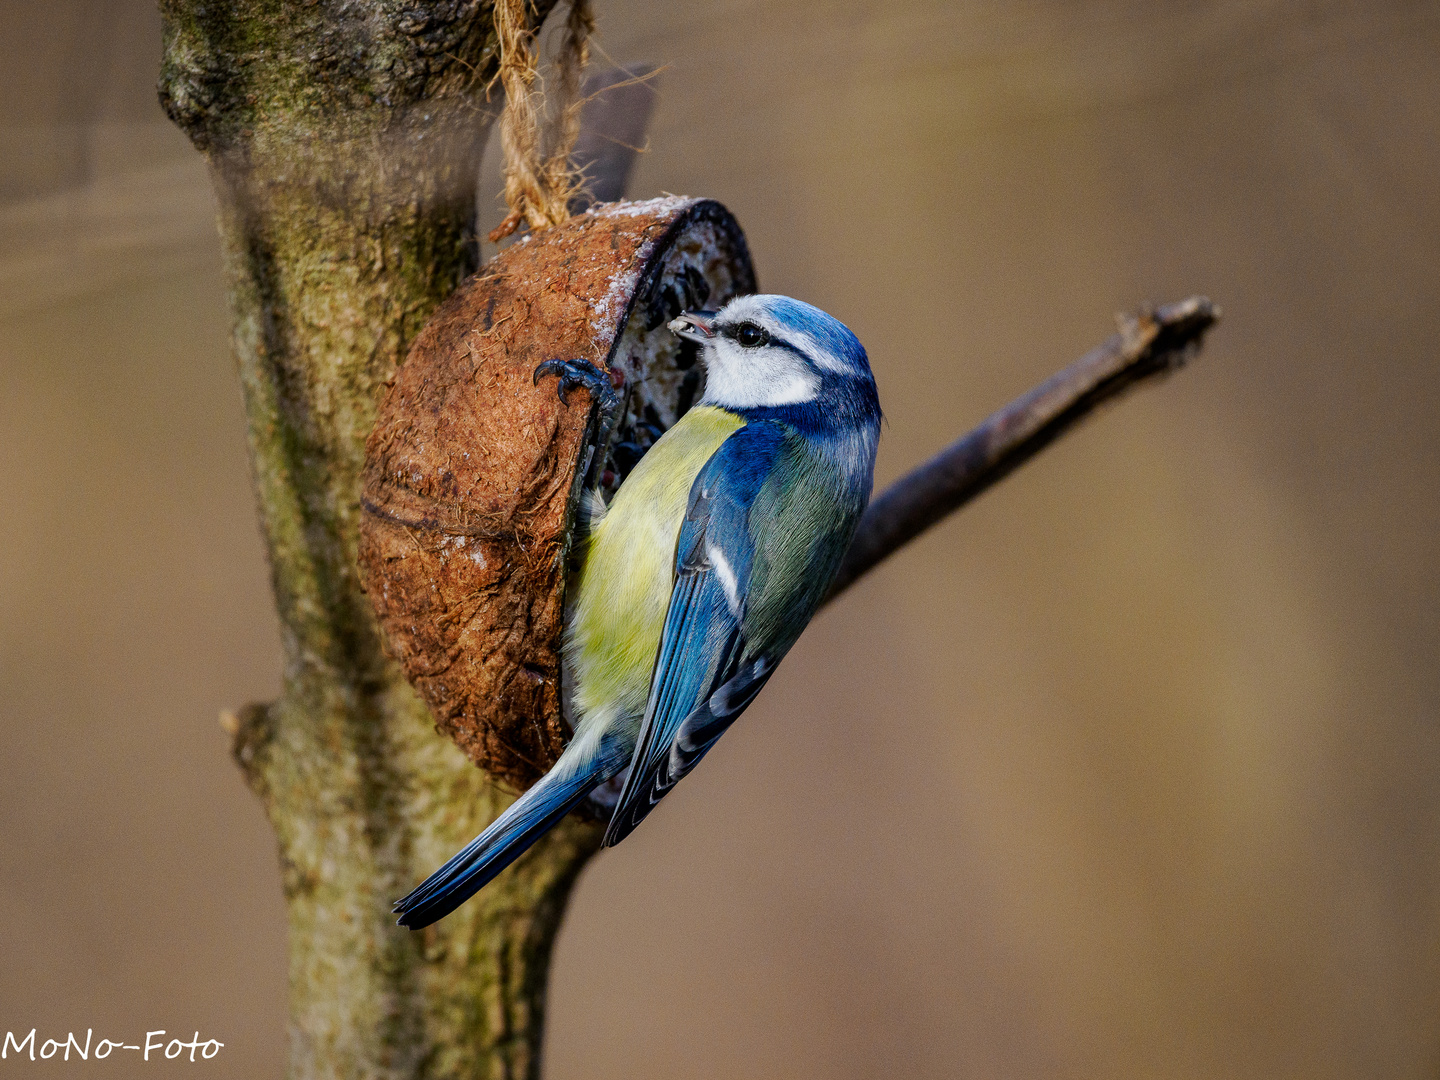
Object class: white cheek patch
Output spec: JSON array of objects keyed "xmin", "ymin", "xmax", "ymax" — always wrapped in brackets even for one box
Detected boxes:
[{"xmin": 701, "ymin": 340, "xmax": 820, "ymax": 409}]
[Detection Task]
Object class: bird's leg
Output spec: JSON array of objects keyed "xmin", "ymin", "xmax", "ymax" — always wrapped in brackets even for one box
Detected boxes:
[
  {"xmin": 535, "ymin": 358, "xmax": 626, "ymax": 490},
  {"xmin": 534, "ymin": 358, "xmax": 621, "ymax": 413}
]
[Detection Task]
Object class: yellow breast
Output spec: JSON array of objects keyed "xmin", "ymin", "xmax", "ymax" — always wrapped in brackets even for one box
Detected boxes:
[{"xmin": 563, "ymin": 405, "xmax": 745, "ymax": 735}]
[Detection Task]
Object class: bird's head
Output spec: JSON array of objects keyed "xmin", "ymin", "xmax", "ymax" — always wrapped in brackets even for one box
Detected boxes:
[{"xmin": 669, "ymin": 294, "xmax": 877, "ymax": 419}]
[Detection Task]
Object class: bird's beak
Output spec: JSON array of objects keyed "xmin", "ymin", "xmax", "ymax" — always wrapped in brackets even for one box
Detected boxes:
[{"xmin": 668, "ymin": 309, "xmax": 718, "ymax": 346}]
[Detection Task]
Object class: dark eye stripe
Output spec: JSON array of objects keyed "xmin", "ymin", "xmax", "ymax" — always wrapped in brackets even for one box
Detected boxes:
[{"xmin": 721, "ymin": 323, "xmax": 824, "ymax": 370}]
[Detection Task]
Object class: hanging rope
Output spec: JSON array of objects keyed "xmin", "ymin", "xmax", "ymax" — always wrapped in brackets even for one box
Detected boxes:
[{"xmin": 489, "ymin": 0, "xmax": 594, "ymax": 243}]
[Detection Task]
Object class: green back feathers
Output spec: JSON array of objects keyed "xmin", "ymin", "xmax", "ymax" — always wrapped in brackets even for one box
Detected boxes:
[{"xmin": 742, "ymin": 431, "xmax": 859, "ymax": 654}]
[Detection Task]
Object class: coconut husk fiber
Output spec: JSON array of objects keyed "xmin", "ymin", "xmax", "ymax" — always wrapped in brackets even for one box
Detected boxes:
[{"xmin": 359, "ymin": 197, "xmax": 756, "ymax": 791}]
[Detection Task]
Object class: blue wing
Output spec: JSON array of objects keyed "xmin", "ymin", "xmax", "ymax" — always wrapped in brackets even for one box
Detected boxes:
[{"xmin": 601, "ymin": 422, "xmax": 790, "ymax": 847}]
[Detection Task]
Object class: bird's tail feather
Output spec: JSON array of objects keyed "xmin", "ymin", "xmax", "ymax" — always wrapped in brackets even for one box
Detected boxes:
[{"xmin": 394, "ymin": 766, "xmax": 600, "ymax": 929}]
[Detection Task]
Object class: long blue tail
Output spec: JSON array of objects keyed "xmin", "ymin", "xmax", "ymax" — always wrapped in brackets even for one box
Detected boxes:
[{"xmin": 394, "ymin": 764, "xmax": 601, "ymax": 929}]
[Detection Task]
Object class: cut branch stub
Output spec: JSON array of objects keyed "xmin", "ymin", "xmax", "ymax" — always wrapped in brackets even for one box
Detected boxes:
[{"xmin": 359, "ymin": 197, "xmax": 756, "ymax": 791}]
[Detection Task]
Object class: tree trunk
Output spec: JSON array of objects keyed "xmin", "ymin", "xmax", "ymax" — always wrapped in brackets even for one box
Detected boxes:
[{"xmin": 159, "ymin": 4, "xmax": 600, "ymax": 1078}]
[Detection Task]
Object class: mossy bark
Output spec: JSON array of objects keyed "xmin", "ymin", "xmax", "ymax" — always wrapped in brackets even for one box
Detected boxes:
[{"xmin": 158, "ymin": 4, "xmax": 601, "ymax": 1078}]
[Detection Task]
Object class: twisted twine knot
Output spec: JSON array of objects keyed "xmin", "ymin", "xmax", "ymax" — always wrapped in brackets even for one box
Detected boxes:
[{"xmin": 489, "ymin": 0, "xmax": 594, "ymax": 243}]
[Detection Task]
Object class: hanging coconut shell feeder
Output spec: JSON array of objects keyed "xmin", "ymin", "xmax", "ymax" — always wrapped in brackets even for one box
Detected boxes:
[{"xmin": 359, "ymin": 196, "xmax": 756, "ymax": 792}]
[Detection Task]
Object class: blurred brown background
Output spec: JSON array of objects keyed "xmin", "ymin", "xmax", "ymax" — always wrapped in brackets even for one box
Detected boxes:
[{"xmin": 2, "ymin": 1, "xmax": 1437, "ymax": 1077}]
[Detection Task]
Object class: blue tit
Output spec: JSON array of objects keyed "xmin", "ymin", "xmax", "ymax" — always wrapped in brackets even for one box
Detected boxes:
[{"xmin": 394, "ymin": 294, "xmax": 882, "ymax": 929}]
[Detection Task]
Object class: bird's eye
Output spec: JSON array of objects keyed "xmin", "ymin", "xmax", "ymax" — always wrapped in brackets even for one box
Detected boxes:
[{"xmin": 734, "ymin": 322, "xmax": 769, "ymax": 348}]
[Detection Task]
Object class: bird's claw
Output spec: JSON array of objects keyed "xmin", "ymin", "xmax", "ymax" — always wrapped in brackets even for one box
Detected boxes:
[
  {"xmin": 535, "ymin": 357, "xmax": 625, "ymax": 491},
  {"xmin": 534, "ymin": 358, "xmax": 619, "ymax": 410}
]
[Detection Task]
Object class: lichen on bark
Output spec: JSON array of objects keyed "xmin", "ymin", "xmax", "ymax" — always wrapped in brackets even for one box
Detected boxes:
[{"xmin": 158, "ymin": 3, "xmax": 598, "ymax": 1078}]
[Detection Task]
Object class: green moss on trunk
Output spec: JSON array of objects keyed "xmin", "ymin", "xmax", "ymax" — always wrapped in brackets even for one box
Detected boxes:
[{"xmin": 159, "ymin": 4, "xmax": 600, "ymax": 1077}]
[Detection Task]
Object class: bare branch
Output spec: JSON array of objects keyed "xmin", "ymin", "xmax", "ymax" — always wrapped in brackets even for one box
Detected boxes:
[{"xmin": 827, "ymin": 296, "xmax": 1220, "ymax": 602}]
